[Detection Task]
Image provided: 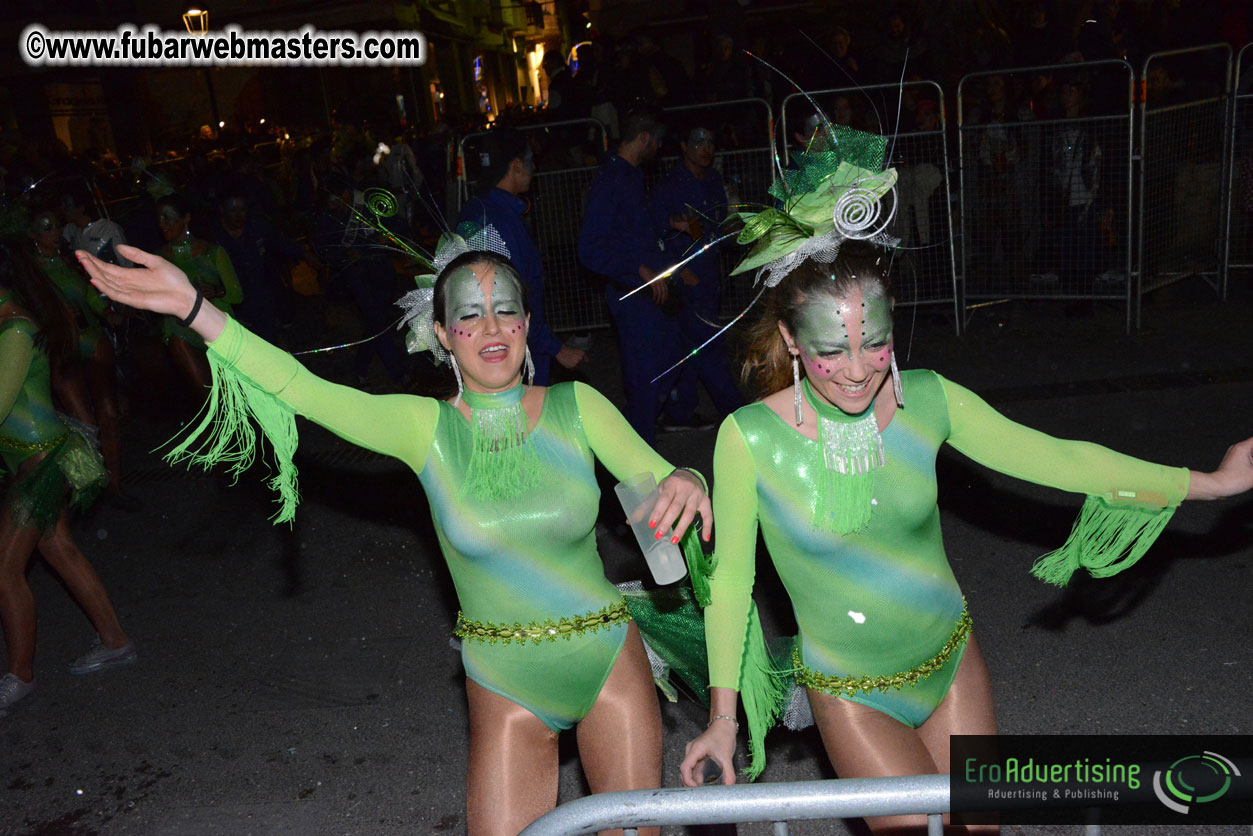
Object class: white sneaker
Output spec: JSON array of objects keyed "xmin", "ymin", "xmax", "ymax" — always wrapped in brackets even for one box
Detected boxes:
[
  {"xmin": 0, "ymin": 673, "xmax": 36, "ymax": 715},
  {"xmin": 68, "ymin": 640, "xmax": 137, "ymax": 675}
]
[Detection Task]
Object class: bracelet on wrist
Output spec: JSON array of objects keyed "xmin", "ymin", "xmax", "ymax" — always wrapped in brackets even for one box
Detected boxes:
[
  {"xmin": 707, "ymin": 714, "xmax": 739, "ymax": 731},
  {"xmin": 179, "ymin": 291, "xmax": 204, "ymax": 327},
  {"xmin": 675, "ymin": 466, "xmax": 708, "ymax": 492}
]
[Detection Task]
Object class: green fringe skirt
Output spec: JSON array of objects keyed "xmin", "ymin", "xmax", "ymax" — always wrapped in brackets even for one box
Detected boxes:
[{"xmin": 4, "ymin": 427, "xmax": 108, "ymax": 531}]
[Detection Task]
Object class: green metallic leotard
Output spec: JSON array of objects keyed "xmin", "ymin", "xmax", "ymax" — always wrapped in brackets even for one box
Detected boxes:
[
  {"xmin": 207, "ymin": 318, "xmax": 679, "ymax": 730},
  {"xmin": 37, "ymin": 253, "xmax": 108, "ymax": 362},
  {"xmin": 162, "ymin": 242, "xmax": 242, "ymax": 347},
  {"xmin": 0, "ymin": 314, "xmax": 64, "ymax": 471},
  {"xmin": 0, "ymin": 298, "xmax": 107, "ymax": 527},
  {"xmin": 707, "ymin": 369, "xmax": 1189, "ymax": 728}
]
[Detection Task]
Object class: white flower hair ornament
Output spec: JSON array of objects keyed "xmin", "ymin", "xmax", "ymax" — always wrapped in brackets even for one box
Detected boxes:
[
  {"xmin": 395, "ymin": 223, "xmax": 512, "ymax": 364},
  {"xmin": 731, "ymin": 124, "xmax": 900, "ymax": 287}
]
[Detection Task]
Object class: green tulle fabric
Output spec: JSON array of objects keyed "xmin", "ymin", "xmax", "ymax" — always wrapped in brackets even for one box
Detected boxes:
[
  {"xmin": 164, "ymin": 339, "xmax": 300, "ymax": 524},
  {"xmin": 622, "ymin": 588, "xmax": 709, "ymax": 707},
  {"xmin": 460, "ymin": 385, "xmax": 541, "ymax": 501},
  {"xmin": 8, "ymin": 428, "xmax": 107, "ymax": 530},
  {"xmin": 1031, "ymin": 495, "xmax": 1177, "ymax": 586}
]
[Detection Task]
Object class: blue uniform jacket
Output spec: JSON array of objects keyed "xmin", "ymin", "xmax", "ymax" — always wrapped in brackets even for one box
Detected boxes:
[
  {"xmin": 458, "ymin": 188, "xmax": 563, "ymax": 358},
  {"xmin": 651, "ymin": 161, "xmax": 728, "ymax": 286},
  {"xmin": 577, "ymin": 155, "xmax": 669, "ymax": 294}
]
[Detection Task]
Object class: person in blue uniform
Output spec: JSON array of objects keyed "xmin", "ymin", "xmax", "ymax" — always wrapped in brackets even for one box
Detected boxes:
[
  {"xmin": 458, "ymin": 130, "xmax": 587, "ymax": 385},
  {"xmin": 577, "ymin": 109, "xmax": 681, "ymax": 446},
  {"xmin": 651, "ymin": 124, "xmax": 745, "ymax": 429}
]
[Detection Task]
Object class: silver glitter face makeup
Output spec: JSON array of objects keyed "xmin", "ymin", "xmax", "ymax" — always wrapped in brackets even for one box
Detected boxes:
[{"xmin": 443, "ymin": 264, "xmax": 526, "ymax": 341}]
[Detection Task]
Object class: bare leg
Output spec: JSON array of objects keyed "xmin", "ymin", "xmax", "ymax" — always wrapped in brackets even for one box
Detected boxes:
[
  {"xmin": 576, "ymin": 623, "xmax": 662, "ymax": 836},
  {"xmin": 917, "ymin": 635, "xmax": 997, "ymax": 775},
  {"xmin": 0, "ymin": 504, "xmax": 43, "ymax": 683},
  {"xmin": 0, "ymin": 455, "xmax": 54, "ymax": 682},
  {"xmin": 808, "ymin": 634, "xmax": 999, "ymax": 835},
  {"xmin": 465, "ymin": 679, "xmax": 560, "ymax": 836},
  {"xmin": 36, "ymin": 515, "xmax": 129, "ymax": 650}
]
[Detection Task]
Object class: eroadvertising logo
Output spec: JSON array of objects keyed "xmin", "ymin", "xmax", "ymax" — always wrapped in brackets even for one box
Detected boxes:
[
  {"xmin": 1151, "ymin": 751, "xmax": 1240, "ymax": 814},
  {"xmin": 950, "ymin": 735, "xmax": 1252, "ymax": 826}
]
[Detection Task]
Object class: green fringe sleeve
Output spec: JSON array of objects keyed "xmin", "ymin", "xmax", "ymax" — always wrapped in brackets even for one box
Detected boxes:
[
  {"xmin": 163, "ymin": 322, "xmax": 300, "ymax": 523},
  {"xmin": 1031, "ymin": 495, "xmax": 1177, "ymax": 586},
  {"xmin": 737, "ymin": 601, "xmax": 789, "ymax": 781},
  {"xmin": 687, "ymin": 536, "xmax": 787, "ymax": 782}
]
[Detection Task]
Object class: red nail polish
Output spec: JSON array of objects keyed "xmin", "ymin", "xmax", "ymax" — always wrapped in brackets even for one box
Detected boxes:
[
  {"xmin": 648, "ymin": 520, "xmax": 657, "ymax": 529},
  {"xmin": 654, "ymin": 531, "xmax": 663, "ymax": 540},
  {"xmin": 670, "ymin": 535, "xmax": 680, "ymax": 544}
]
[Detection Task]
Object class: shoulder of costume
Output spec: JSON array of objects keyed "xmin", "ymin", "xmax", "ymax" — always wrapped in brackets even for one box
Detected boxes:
[
  {"xmin": 0, "ymin": 314, "xmax": 38, "ymax": 337},
  {"xmin": 897, "ymin": 367, "xmax": 944, "ymax": 399},
  {"xmin": 544, "ymin": 380, "xmax": 579, "ymax": 405}
]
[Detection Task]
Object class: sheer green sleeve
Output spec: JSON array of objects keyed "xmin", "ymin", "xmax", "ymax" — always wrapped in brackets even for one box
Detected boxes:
[
  {"xmin": 572, "ymin": 381, "xmax": 679, "ymax": 485},
  {"xmin": 939, "ymin": 374, "xmax": 1190, "ymax": 584},
  {"xmin": 704, "ymin": 414, "xmax": 758, "ymax": 690},
  {"xmin": 214, "ymin": 246, "xmax": 244, "ymax": 306},
  {"xmin": 166, "ymin": 317, "xmax": 438, "ymax": 522},
  {"xmin": 704, "ymin": 414, "xmax": 784, "ymax": 780},
  {"xmin": 0, "ymin": 322, "xmax": 35, "ymax": 422}
]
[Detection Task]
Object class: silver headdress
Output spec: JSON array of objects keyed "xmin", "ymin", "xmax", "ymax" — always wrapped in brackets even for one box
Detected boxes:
[{"xmin": 395, "ymin": 224, "xmax": 512, "ymax": 364}]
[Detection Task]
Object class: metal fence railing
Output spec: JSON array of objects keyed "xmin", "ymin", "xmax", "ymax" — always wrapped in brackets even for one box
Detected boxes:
[
  {"xmin": 518, "ymin": 774, "xmax": 949, "ymax": 836},
  {"xmin": 1135, "ymin": 44, "xmax": 1233, "ymax": 328},
  {"xmin": 1226, "ymin": 43, "xmax": 1253, "ymax": 280},
  {"xmin": 651, "ymin": 98, "xmax": 776, "ymax": 319},
  {"xmin": 957, "ymin": 60, "xmax": 1136, "ymax": 331},
  {"xmin": 783, "ymin": 82, "xmax": 959, "ymax": 328},
  {"xmin": 455, "ymin": 102, "xmax": 776, "ymax": 333},
  {"xmin": 456, "ymin": 119, "xmax": 609, "ymax": 332}
]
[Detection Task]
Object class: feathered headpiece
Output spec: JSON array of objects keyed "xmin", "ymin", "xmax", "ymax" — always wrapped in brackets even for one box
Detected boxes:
[
  {"xmin": 731, "ymin": 123, "xmax": 899, "ymax": 286},
  {"xmin": 394, "ymin": 223, "xmax": 511, "ymax": 364}
]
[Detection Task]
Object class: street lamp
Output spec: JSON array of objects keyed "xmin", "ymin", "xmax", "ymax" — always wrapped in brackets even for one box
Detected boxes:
[{"xmin": 182, "ymin": 8, "xmax": 209, "ymax": 35}]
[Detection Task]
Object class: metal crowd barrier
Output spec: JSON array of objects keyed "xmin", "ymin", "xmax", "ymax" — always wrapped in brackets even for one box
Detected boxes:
[
  {"xmin": 1135, "ymin": 43, "xmax": 1233, "ymax": 328},
  {"xmin": 651, "ymin": 98, "xmax": 776, "ymax": 320},
  {"xmin": 1225, "ymin": 43, "xmax": 1253, "ymax": 280},
  {"xmin": 957, "ymin": 60, "xmax": 1136, "ymax": 331},
  {"xmin": 454, "ymin": 101, "xmax": 776, "ymax": 333},
  {"xmin": 782, "ymin": 81, "xmax": 959, "ymax": 329},
  {"xmin": 517, "ymin": 774, "xmax": 949, "ymax": 836},
  {"xmin": 456, "ymin": 119, "xmax": 609, "ymax": 332}
]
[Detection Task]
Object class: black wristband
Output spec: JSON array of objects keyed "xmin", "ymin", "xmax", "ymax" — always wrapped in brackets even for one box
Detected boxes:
[{"xmin": 179, "ymin": 291, "xmax": 204, "ymax": 327}]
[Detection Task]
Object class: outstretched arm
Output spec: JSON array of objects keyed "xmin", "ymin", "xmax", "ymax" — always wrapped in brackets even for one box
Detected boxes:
[
  {"xmin": 679, "ymin": 415, "xmax": 759, "ymax": 786},
  {"xmin": 1184, "ymin": 439, "xmax": 1253, "ymax": 500},
  {"xmin": 939, "ymin": 373, "xmax": 1253, "ymax": 583},
  {"xmin": 77, "ymin": 245, "xmax": 436, "ymax": 470}
]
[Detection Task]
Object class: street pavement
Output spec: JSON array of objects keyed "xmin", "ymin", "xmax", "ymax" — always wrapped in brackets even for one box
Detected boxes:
[{"xmin": 2, "ymin": 279, "xmax": 1251, "ymax": 835}]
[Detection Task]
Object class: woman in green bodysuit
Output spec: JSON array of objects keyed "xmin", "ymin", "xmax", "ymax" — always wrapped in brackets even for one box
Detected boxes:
[
  {"xmin": 28, "ymin": 207, "xmax": 129, "ymax": 504},
  {"xmin": 155, "ymin": 194, "xmax": 242, "ymax": 395},
  {"xmin": 0, "ymin": 243, "xmax": 136, "ymax": 718},
  {"xmin": 76, "ymin": 241, "xmax": 713, "ymax": 836},
  {"xmin": 678, "ymin": 253, "xmax": 1253, "ymax": 834}
]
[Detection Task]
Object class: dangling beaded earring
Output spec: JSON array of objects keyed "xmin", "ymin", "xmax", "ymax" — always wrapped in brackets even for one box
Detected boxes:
[
  {"xmin": 890, "ymin": 349, "xmax": 905, "ymax": 408},
  {"xmin": 524, "ymin": 346, "xmax": 536, "ymax": 386},
  {"xmin": 449, "ymin": 354, "xmax": 464, "ymax": 407},
  {"xmin": 792, "ymin": 353, "xmax": 804, "ymax": 426}
]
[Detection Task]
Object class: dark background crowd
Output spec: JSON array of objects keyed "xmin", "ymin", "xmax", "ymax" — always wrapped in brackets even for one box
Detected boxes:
[{"xmin": 0, "ymin": 0, "xmax": 1250, "ymax": 435}]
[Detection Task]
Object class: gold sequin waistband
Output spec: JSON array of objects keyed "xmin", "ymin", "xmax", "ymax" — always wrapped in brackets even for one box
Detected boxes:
[
  {"xmin": 0, "ymin": 432, "xmax": 67, "ymax": 454},
  {"xmin": 793, "ymin": 603, "xmax": 971, "ymax": 697},
  {"xmin": 454, "ymin": 599, "xmax": 632, "ymax": 646}
]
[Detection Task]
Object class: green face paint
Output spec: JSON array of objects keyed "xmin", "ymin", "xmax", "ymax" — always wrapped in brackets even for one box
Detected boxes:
[
  {"xmin": 791, "ymin": 285, "xmax": 894, "ymax": 410},
  {"xmin": 443, "ymin": 263, "xmax": 527, "ymax": 343}
]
